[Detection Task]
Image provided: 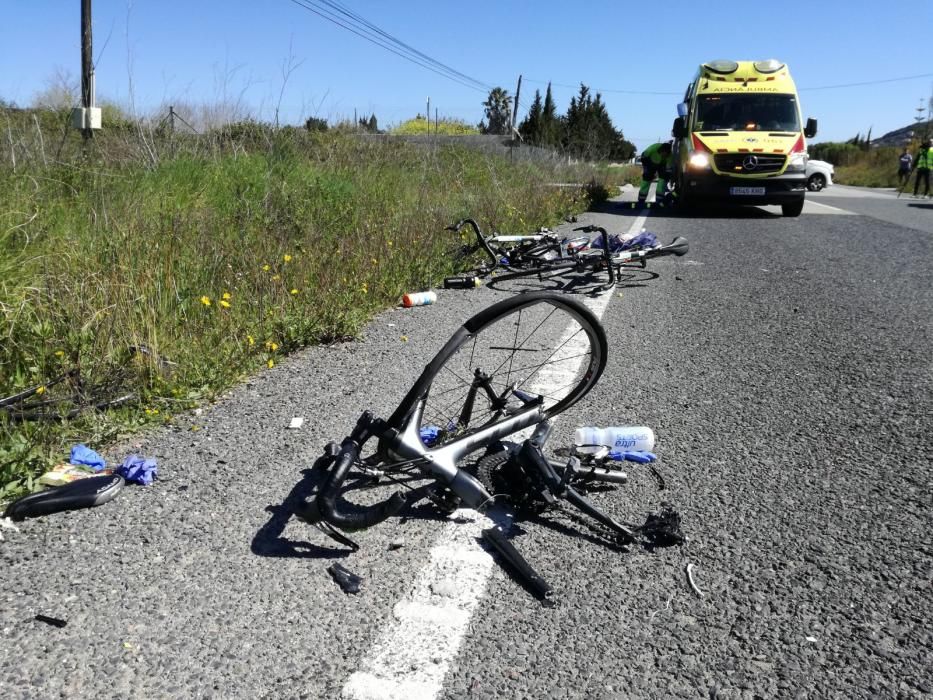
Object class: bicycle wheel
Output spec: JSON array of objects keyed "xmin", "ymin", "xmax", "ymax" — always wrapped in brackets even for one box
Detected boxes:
[{"xmin": 399, "ymin": 291, "xmax": 608, "ymax": 448}]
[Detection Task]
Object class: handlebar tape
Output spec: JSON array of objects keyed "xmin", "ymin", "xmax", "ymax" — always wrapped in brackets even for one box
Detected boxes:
[{"xmin": 311, "ymin": 438, "xmax": 407, "ymax": 531}]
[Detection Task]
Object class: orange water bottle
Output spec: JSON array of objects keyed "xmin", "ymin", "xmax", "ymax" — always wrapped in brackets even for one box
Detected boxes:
[{"xmin": 402, "ymin": 291, "xmax": 437, "ymax": 307}]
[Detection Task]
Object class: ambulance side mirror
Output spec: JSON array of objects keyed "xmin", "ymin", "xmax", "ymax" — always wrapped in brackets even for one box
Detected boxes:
[
  {"xmin": 804, "ymin": 118, "xmax": 818, "ymax": 138},
  {"xmin": 672, "ymin": 117, "xmax": 687, "ymax": 139}
]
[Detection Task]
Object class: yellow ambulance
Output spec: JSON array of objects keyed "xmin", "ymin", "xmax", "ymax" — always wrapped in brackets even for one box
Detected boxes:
[{"xmin": 671, "ymin": 59, "xmax": 818, "ymax": 217}]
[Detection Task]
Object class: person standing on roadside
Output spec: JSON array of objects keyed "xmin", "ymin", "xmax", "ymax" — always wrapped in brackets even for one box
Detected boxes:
[
  {"xmin": 897, "ymin": 148, "xmax": 913, "ymax": 187},
  {"xmin": 913, "ymin": 139, "xmax": 932, "ymax": 198}
]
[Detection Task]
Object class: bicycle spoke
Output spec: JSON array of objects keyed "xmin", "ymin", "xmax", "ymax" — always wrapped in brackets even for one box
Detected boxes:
[{"xmin": 417, "ymin": 294, "xmax": 606, "ymax": 449}]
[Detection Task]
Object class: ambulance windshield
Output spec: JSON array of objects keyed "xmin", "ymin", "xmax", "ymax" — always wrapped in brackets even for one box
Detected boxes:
[{"xmin": 695, "ymin": 94, "xmax": 800, "ymax": 132}]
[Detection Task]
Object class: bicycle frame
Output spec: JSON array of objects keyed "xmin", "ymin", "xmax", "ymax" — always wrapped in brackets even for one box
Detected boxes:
[
  {"xmin": 447, "ymin": 218, "xmax": 571, "ymax": 275},
  {"xmin": 378, "ymin": 319, "xmax": 551, "ymax": 508}
]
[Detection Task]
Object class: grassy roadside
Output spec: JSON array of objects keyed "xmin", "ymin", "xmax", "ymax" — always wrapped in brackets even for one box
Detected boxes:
[{"xmin": 0, "ymin": 112, "xmax": 627, "ymax": 498}]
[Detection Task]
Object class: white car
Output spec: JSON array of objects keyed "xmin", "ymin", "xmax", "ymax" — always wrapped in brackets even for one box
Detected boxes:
[{"xmin": 806, "ymin": 159, "xmax": 835, "ymax": 191}]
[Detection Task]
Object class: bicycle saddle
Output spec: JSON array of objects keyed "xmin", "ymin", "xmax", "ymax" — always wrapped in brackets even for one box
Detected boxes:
[{"xmin": 4, "ymin": 474, "xmax": 125, "ymax": 521}]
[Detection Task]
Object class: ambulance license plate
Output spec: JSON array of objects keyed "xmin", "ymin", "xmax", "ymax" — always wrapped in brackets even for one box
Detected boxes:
[{"xmin": 730, "ymin": 187, "xmax": 766, "ymax": 196}]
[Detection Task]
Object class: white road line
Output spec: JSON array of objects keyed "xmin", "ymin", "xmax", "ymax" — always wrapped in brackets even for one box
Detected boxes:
[
  {"xmin": 805, "ymin": 199, "xmax": 856, "ymax": 215},
  {"xmin": 340, "ymin": 212, "xmax": 648, "ymax": 700}
]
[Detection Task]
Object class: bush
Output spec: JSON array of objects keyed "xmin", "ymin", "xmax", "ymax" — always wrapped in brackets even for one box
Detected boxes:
[
  {"xmin": 304, "ymin": 116, "xmax": 328, "ymax": 132},
  {"xmin": 392, "ymin": 116, "xmax": 478, "ymax": 136}
]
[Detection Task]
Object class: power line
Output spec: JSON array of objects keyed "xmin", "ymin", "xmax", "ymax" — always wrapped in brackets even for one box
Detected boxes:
[
  {"xmin": 285, "ymin": 0, "xmax": 492, "ymax": 93},
  {"xmin": 799, "ymin": 73, "xmax": 933, "ymax": 91},
  {"xmin": 527, "ymin": 72, "xmax": 933, "ymax": 97},
  {"xmin": 317, "ymin": 0, "xmax": 490, "ymax": 91},
  {"xmin": 525, "ymin": 78, "xmax": 679, "ymax": 96}
]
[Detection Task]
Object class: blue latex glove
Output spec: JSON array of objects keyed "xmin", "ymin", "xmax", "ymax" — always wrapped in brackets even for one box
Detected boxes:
[
  {"xmin": 117, "ymin": 455, "xmax": 158, "ymax": 485},
  {"xmin": 608, "ymin": 450, "xmax": 657, "ymax": 464},
  {"xmin": 69, "ymin": 444, "xmax": 106, "ymax": 472}
]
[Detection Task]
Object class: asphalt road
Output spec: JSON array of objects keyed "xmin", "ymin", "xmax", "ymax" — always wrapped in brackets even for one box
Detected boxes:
[{"xmin": 1, "ymin": 186, "xmax": 930, "ymax": 699}]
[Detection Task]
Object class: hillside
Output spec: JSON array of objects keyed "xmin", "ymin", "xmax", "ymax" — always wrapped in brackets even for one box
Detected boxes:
[{"xmin": 869, "ymin": 119, "xmax": 932, "ymax": 147}]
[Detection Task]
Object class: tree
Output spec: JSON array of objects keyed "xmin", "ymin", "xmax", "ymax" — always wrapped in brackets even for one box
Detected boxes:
[
  {"xmin": 482, "ymin": 87, "xmax": 512, "ymax": 135},
  {"xmin": 32, "ymin": 68, "xmax": 79, "ymax": 111},
  {"xmin": 561, "ymin": 83, "xmax": 634, "ymax": 162},
  {"xmin": 304, "ymin": 116, "xmax": 328, "ymax": 132},
  {"xmin": 518, "ymin": 89, "xmax": 542, "ymax": 143},
  {"xmin": 540, "ymin": 83, "xmax": 561, "ymax": 148},
  {"xmin": 357, "ymin": 113, "xmax": 379, "ymax": 133}
]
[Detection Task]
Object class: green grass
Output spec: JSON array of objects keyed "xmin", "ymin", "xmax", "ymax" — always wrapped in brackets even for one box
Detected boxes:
[
  {"xmin": 812, "ymin": 142, "xmax": 919, "ymax": 189},
  {"xmin": 0, "ymin": 110, "xmax": 603, "ymax": 498}
]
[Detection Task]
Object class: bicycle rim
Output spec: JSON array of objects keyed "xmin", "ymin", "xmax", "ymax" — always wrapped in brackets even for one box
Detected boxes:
[{"xmin": 415, "ymin": 292, "xmax": 607, "ymax": 448}]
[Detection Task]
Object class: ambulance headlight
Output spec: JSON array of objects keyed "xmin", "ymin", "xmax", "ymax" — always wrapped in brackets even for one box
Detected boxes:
[
  {"xmin": 785, "ymin": 152, "xmax": 808, "ymax": 172},
  {"xmin": 688, "ymin": 153, "xmax": 710, "ymax": 169}
]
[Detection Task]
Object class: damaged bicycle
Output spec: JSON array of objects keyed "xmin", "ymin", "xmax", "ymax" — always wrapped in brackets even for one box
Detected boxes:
[{"xmin": 297, "ymin": 290, "xmax": 684, "ymax": 600}]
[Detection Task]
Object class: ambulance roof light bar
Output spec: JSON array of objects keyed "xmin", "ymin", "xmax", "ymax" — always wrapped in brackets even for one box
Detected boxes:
[
  {"xmin": 753, "ymin": 59, "xmax": 785, "ymax": 73},
  {"xmin": 704, "ymin": 60, "xmax": 739, "ymax": 74}
]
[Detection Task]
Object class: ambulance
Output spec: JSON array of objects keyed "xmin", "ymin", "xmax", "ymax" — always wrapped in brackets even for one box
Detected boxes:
[{"xmin": 671, "ymin": 59, "xmax": 817, "ymax": 217}]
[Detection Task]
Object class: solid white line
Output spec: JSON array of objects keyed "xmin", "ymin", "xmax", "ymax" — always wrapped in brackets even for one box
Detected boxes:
[
  {"xmin": 806, "ymin": 199, "xmax": 855, "ymax": 215},
  {"xmin": 341, "ymin": 211, "xmax": 648, "ymax": 700},
  {"xmin": 341, "ymin": 509, "xmax": 501, "ymax": 700}
]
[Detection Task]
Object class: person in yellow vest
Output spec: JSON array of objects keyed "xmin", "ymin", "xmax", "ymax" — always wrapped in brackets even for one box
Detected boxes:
[
  {"xmin": 913, "ymin": 139, "xmax": 932, "ymax": 199},
  {"xmin": 637, "ymin": 141, "xmax": 674, "ymax": 206}
]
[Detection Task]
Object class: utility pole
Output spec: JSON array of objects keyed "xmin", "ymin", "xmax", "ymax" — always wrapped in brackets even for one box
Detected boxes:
[
  {"xmin": 81, "ymin": 0, "xmax": 93, "ymax": 142},
  {"xmin": 511, "ymin": 74, "xmax": 522, "ymax": 138},
  {"xmin": 72, "ymin": 0, "xmax": 100, "ymax": 139},
  {"xmin": 426, "ymin": 97, "xmax": 430, "ymax": 122}
]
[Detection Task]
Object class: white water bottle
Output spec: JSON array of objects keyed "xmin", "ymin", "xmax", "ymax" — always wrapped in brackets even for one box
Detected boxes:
[{"xmin": 574, "ymin": 426, "xmax": 655, "ymax": 454}]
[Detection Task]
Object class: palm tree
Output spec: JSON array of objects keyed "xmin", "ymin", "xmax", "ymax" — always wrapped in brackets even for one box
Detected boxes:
[{"xmin": 482, "ymin": 87, "xmax": 512, "ymax": 135}]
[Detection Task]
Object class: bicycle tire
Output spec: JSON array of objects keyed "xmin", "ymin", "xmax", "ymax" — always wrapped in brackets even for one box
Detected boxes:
[{"xmin": 405, "ymin": 291, "xmax": 608, "ymax": 449}]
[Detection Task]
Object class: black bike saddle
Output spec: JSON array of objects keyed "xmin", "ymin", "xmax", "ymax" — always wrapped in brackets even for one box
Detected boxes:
[{"xmin": 4, "ymin": 474, "xmax": 125, "ymax": 521}]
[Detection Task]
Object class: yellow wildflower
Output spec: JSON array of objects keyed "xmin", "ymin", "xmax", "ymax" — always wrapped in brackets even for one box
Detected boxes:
[
  {"xmin": 283, "ymin": 254, "xmax": 293, "ymax": 263},
  {"xmin": 361, "ymin": 284, "xmax": 368, "ymax": 294},
  {"xmin": 200, "ymin": 296, "xmax": 211, "ymax": 306},
  {"xmin": 222, "ymin": 292, "xmax": 232, "ymax": 300},
  {"xmin": 265, "ymin": 341, "xmax": 279, "ymax": 352},
  {"xmin": 267, "ymin": 359, "xmax": 275, "ymax": 368},
  {"xmin": 247, "ymin": 335, "xmax": 255, "ymax": 346},
  {"xmin": 262, "ymin": 264, "xmax": 270, "ymax": 272},
  {"xmin": 219, "ymin": 300, "xmax": 231, "ymax": 308},
  {"xmin": 271, "ymin": 274, "xmax": 280, "ymax": 281},
  {"xmin": 290, "ymin": 289, "xmax": 299, "ymax": 295},
  {"xmin": 36, "ymin": 385, "xmax": 46, "ymax": 395},
  {"xmin": 54, "ymin": 350, "xmax": 65, "ymax": 358},
  {"xmin": 387, "ymin": 240, "xmax": 393, "ymax": 248}
]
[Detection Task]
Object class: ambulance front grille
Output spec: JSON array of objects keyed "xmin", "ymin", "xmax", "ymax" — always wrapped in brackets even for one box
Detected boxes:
[{"xmin": 714, "ymin": 153, "xmax": 786, "ymax": 174}]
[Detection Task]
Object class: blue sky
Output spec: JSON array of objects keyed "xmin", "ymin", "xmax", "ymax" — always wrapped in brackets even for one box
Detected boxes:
[{"xmin": 2, "ymin": 0, "xmax": 932, "ymax": 151}]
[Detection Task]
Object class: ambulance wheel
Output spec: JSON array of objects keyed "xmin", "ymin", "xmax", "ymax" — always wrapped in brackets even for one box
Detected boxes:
[{"xmin": 782, "ymin": 199, "xmax": 804, "ymax": 217}]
